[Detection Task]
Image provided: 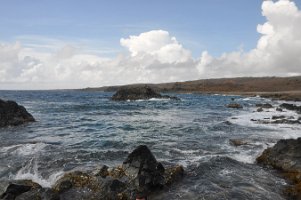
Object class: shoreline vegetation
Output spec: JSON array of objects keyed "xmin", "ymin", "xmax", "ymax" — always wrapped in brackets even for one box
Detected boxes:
[{"xmin": 81, "ymin": 76, "xmax": 301, "ymax": 101}]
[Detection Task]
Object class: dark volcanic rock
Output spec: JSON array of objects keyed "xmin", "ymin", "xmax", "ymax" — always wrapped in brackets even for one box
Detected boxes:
[
  {"xmin": 0, "ymin": 99, "xmax": 35, "ymax": 127},
  {"xmin": 111, "ymin": 85, "xmax": 179, "ymax": 101},
  {"xmin": 226, "ymin": 103, "xmax": 243, "ymax": 109},
  {"xmin": 272, "ymin": 115, "xmax": 286, "ymax": 120},
  {"xmin": 122, "ymin": 145, "xmax": 165, "ymax": 193},
  {"xmin": 255, "ymin": 103, "xmax": 273, "ymax": 109},
  {"xmin": 257, "ymin": 107, "xmax": 263, "ymax": 112},
  {"xmin": 280, "ymin": 103, "xmax": 301, "ymax": 113},
  {"xmin": 0, "ymin": 180, "xmax": 42, "ymax": 200},
  {"xmin": 257, "ymin": 138, "xmax": 301, "ymax": 199}
]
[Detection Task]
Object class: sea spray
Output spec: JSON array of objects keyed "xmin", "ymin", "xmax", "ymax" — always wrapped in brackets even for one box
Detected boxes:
[{"xmin": 10, "ymin": 157, "xmax": 64, "ymax": 188}]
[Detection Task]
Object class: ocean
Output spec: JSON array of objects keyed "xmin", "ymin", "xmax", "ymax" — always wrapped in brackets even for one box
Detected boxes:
[{"xmin": 0, "ymin": 90, "xmax": 300, "ymax": 199}]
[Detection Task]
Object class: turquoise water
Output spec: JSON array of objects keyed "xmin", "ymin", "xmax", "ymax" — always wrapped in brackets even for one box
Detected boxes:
[{"xmin": 1, "ymin": 91, "xmax": 300, "ymax": 199}]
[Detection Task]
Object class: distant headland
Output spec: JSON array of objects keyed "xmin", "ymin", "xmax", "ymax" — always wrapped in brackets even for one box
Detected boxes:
[{"xmin": 80, "ymin": 76, "xmax": 301, "ymax": 101}]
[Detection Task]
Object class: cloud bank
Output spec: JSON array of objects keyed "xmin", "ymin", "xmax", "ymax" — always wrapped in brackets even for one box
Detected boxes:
[{"xmin": 0, "ymin": 0, "xmax": 301, "ymax": 89}]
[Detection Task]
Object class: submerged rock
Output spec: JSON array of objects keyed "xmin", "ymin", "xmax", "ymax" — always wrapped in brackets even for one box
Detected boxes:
[
  {"xmin": 272, "ymin": 115, "xmax": 286, "ymax": 120},
  {"xmin": 229, "ymin": 139, "xmax": 248, "ymax": 147},
  {"xmin": 226, "ymin": 103, "xmax": 243, "ymax": 109},
  {"xmin": 257, "ymin": 107, "xmax": 263, "ymax": 112},
  {"xmin": 111, "ymin": 85, "xmax": 179, "ymax": 101},
  {"xmin": 0, "ymin": 99, "xmax": 35, "ymax": 127},
  {"xmin": 257, "ymin": 138, "xmax": 301, "ymax": 199},
  {"xmin": 257, "ymin": 119, "xmax": 301, "ymax": 125}
]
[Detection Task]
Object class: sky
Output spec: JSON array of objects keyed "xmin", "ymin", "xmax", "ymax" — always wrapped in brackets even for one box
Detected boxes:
[{"xmin": 0, "ymin": 0, "xmax": 301, "ymax": 89}]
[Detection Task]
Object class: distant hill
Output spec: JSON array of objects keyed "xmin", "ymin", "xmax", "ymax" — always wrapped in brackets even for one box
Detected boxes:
[{"xmin": 81, "ymin": 76, "xmax": 301, "ymax": 101}]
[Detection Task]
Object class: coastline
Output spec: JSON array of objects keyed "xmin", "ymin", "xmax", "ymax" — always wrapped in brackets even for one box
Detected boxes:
[{"xmin": 80, "ymin": 76, "xmax": 301, "ymax": 102}]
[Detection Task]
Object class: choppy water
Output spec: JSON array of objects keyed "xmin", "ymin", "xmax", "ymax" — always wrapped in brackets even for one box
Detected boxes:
[{"xmin": 0, "ymin": 91, "xmax": 301, "ymax": 199}]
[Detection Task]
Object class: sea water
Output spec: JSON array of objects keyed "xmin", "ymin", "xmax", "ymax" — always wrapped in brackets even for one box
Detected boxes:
[{"xmin": 0, "ymin": 90, "xmax": 300, "ymax": 199}]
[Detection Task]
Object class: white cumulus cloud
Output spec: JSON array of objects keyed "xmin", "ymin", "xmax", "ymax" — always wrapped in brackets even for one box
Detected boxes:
[
  {"xmin": 0, "ymin": 0, "xmax": 301, "ymax": 90},
  {"xmin": 198, "ymin": 0, "xmax": 301, "ymax": 78}
]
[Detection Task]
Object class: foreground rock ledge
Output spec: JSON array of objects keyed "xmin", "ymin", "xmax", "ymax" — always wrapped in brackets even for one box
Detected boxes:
[
  {"xmin": 0, "ymin": 145, "xmax": 184, "ymax": 200},
  {"xmin": 0, "ymin": 99, "xmax": 35, "ymax": 127},
  {"xmin": 257, "ymin": 138, "xmax": 301, "ymax": 199},
  {"xmin": 111, "ymin": 85, "xmax": 179, "ymax": 101}
]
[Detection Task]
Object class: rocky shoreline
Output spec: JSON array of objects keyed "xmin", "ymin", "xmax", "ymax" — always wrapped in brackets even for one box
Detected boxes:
[
  {"xmin": 1, "ymin": 93, "xmax": 301, "ymax": 199},
  {"xmin": 226, "ymin": 100, "xmax": 301, "ymax": 199},
  {"xmin": 257, "ymin": 138, "xmax": 301, "ymax": 199},
  {"xmin": 0, "ymin": 145, "xmax": 183, "ymax": 200}
]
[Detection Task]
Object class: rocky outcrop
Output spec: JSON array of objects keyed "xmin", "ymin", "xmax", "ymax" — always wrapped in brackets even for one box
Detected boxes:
[
  {"xmin": 257, "ymin": 138, "xmax": 301, "ymax": 199},
  {"xmin": 122, "ymin": 145, "xmax": 165, "ymax": 195},
  {"xmin": 255, "ymin": 118, "xmax": 301, "ymax": 125},
  {"xmin": 0, "ymin": 99, "xmax": 35, "ymax": 127},
  {"xmin": 1, "ymin": 146, "xmax": 184, "ymax": 200},
  {"xmin": 255, "ymin": 103, "xmax": 273, "ymax": 109},
  {"xmin": 280, "ymin": 103, "xmax": 301, "ymax": 113},
  {"xmin": 111, "ymin": 86, "xmax": 179, "ymax": 101},
  {"xmin": 226, "ymin": 103, "xmax": 243, "ymax": 109}
]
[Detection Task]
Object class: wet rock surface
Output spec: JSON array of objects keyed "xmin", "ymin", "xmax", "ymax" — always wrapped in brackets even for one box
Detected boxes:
[
  {"xmin": 280, "ymin": 103, "xmax": 301, "ymax": 113},
  {"xmin": 229, "ymin": 139, "xmax": 248, "ymax": 147},
  {"xmin": 0, "ymin": 146, "xmax": 184, "ymax": 200},
  {"xmin": 256, "ymin": 103, "xmax": 273, "ymax": 109},
  {"xmin": 0, "ymin": 99, "xmax": 35, "ymax": 127},
  {"xmin": 227, "ymin": 103, "xmax": 243, "ymax": 109},
  {"xmin": 257, "ymin": 138, "xmax": 301, "ymax": 199},
  {"xmin": 111, "ymin": 85, "xmax": 179, "ymax": 101}
]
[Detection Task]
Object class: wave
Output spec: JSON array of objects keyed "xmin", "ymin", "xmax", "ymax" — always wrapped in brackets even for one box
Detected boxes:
[{"xmin": 10, "ymin": 158, "xmax": 64, "ymax": 188}]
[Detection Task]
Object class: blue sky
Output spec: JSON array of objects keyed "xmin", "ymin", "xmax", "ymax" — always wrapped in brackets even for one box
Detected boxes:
[
  {"xmin": 0, "ymin": 0, "xmax": 270, "ymax": 57},
  {"xmin": 1, "ymin": 0, "xmax": 301, "ymax": 89}
]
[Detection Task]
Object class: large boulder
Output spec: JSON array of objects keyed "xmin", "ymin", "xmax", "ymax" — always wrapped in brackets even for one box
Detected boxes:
[
  {"xmin": 111, "ymin": 86, "xmax": 179, "ymax": 101},
  {"xmin": 122, "ymin": 145, "xmax": 165, "ymax": 194},
  {"xmin": 257, "ymin": 138, "xmax": 301, "ymax": 199},
  {"xmin": 0, "ymin": 99, "xmax": 35, "ymax": 127},
  {"xmin": 0, "ymin": 181, "xmax": 58, "ymax": 200}
]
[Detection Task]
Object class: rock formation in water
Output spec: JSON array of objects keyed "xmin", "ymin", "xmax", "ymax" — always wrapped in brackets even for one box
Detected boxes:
[
  {"xmin": 0, "ymin": 145, "xmax": 184, "ymax": 200},
  {"xmin": 257, "ymin": 138, "xmax": 301, "ymax": 199},
  {"xmin": 0, "ymin": 99, "xmax": 35, "ymax": 127},
  {"xmin": 255, "ymin": 103, "xmax": 273, "ymax": 109},
  {"xmin": 111, "ymin": 85, "xmax": 179, "ymax": 101},
  {"xmin": 226, "ymin": 103, "xmax": 243, "ymax": 109},
  {"xmin": 280, "ymin": 103, "xmax": 301, "ymax": 113}
]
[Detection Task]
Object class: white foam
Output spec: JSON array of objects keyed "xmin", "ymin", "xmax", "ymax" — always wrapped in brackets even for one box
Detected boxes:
[
  {"xmin": 228, "ymin": 107, "xmax": 301, "ymax": 138},
  {"xmin": 11, "ymin": 158, "xmax": 64, "ymax": 188},
  {"xmin": 229, "ymin": 152, "xmax": 259, "ymax": 164},
  {"xmin": 0, "ymin": 143, "xmax": 47, "ymax": 156}
]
